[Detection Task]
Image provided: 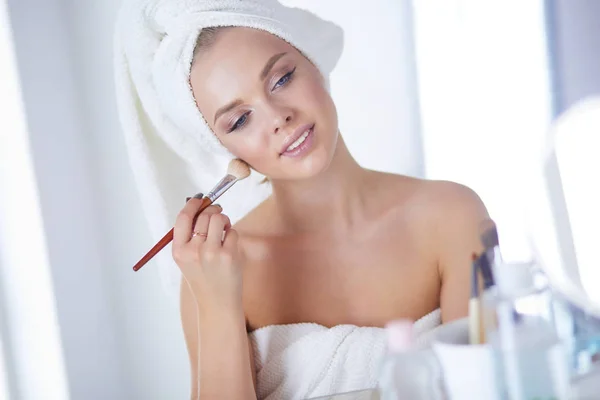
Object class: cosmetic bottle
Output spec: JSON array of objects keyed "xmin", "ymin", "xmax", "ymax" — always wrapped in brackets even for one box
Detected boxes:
[{"xmin": 377, "ymin": 319, "xmax": 445, "ymax": 400}]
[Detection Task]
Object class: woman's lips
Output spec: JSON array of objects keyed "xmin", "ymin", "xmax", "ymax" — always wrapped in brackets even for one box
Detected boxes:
[{"xmin": 281, "ymin": 125, "xmax": 315, "ymax": 158}]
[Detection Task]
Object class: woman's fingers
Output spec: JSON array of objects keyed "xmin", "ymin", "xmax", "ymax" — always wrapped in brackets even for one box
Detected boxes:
[
  {"xmin": 174, "ymin": 198, "xmax": 202, "ymax": 248},
  {"xmin": 206, "ymin": 213, "xmax": 231, "ymax": 247},
  {"xmin": 171, "ymin": 202, "xmax": 241, "ymax": 306},
  {"xmin": 192, "ymin": 205, "xmax": 223, "ymax": 239},
  {"xmin": 192, "ymin": 213, "xmax": 210, "ymax": 240},
  {"xmin": 222, "ymin": 228, "xmax": 239, "ymax": 252},
  {"xmin": 173, "ymin": 198, "xmax": 221, "ymax": 246}
]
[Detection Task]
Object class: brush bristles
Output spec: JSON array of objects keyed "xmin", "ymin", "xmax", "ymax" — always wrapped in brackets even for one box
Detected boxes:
[
  {"xmin": 227, "ymin": 159, "xmax": 251, "ymax": 180},
  {"xmin": 479, "ymin": 219, "xmax": 499, "ymax": 250}
]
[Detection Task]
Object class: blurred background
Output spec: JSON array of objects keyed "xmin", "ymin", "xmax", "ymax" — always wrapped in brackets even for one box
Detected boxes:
[{"xmin": 0, "ymin": 0, "xmax": 598, "ymax": 399}]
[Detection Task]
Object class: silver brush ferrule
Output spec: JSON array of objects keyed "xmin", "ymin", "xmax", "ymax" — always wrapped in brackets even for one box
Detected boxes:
[{"xmin": 206, "ymin": 174, "xmax": 238, "ymax": 203}]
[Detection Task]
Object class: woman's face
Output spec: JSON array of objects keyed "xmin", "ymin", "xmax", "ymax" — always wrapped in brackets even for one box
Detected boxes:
[{"xmin": 190, "ymin": 27, "xmax": 339, "ymax": 180}]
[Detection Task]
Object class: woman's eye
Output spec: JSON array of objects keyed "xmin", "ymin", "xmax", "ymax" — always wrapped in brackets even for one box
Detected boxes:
[
  {"xmin": 273, "ymin": 67, "xmax": 296, "ymax": 90},
  {"xmin": 228, "ymin": 112, "xmax": 249, "ymax": 133}
]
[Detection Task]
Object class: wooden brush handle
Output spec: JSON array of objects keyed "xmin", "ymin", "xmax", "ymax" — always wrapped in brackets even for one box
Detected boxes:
[{"xmin": 132, "ymin": 197, "xmax": 213, "ymax": 271}]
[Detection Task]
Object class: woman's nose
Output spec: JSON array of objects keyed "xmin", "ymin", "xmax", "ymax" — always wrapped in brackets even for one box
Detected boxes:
[{"xmin": 273, "ymin": 114, "xmax": 293, "ymax": 135}]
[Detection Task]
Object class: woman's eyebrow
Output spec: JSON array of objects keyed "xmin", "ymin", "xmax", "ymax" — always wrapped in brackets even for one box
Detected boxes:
[
  {"xmin": 260, "ymin": 52, "xmax": 287, "ymax": 80},
  {"xmin": 214, "ymin": 52, "xmax": 289, "ymax": 124},
  {"xmin": 214, "ymin": 99, "xmax": 243, "ymax": 124}
]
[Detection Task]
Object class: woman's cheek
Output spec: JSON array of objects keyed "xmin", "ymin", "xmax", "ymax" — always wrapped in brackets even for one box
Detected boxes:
[{"xmin": 232, "ymin": 135, "xmax": 267, "ymax": 164}]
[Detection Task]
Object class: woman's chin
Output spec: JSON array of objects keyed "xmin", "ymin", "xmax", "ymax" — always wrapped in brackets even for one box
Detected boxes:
[{"xmin": 287, "ymin": 150, "xmax": 334, "ymax": 180}]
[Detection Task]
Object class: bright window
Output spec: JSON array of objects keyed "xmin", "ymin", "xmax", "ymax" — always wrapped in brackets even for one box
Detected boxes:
[{"xmin": 411, "ymin": 0, "xmax": 554, "ymax": 261}]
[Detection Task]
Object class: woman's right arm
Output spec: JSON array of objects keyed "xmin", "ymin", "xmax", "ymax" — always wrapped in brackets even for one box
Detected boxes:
[{"xmin": 175, "ymin": 200, "xmax": 257, "ymax": 400}]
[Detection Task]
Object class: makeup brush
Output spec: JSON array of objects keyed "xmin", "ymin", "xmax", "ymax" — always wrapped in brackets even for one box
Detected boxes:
[
  {"xmin": 477, "ymin": 252, "xmax": 498, "ymax": 344},
  {"xmin": 469, "ymin": 253, "xmax": 481, "ymax": 345},
  {"xmin": 132, "ymin": 159, "xmax": 251, "ymax": 272},
  {"xmin": 479, "ymin": 219, "xmax": 500, "ymax": 288},
  {"xmin": 480, "ymin": 219, "xmax": 502, "ymax": 265},
  {"xmin": 478, "ymin": 220, "xmax": 503, "ymax": 344},
  {"xmin": 478, "ymin": 252, "xmax": 495, "ymax": 290}
]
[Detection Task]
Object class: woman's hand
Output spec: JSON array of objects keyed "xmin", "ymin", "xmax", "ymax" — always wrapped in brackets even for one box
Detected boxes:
[{"xmin": 172, "ymin": 196, "xmax": 243, "ymax": 314}]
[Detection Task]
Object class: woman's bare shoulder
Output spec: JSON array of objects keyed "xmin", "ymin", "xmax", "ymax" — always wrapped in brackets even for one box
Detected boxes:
[
  {"xmin": 375, "ymin": 172, "xmax": 486, "ymax": 217},
  {"xmin": 370, "ymin": 172, "xmax": 489, "ymax": 248},
  {"xmin": 414, "ymin": 178, "xmax": 484, "ymax": 210},
  {"xmin": 381, "ymin": 174, "xmax": 489, "ymax": 321}
]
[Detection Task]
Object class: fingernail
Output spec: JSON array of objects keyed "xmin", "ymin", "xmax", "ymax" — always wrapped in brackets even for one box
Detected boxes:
[
  {"xmin": 214, "ymin": 203, "xmax": 222, "ymax": 209},
  {"xmin": 192, "ymin": 192, "xmax": 204, "ymax": 199},
  {"xmin": 186, "ymin": 197, "xmax": 191, "ymax": 203}
]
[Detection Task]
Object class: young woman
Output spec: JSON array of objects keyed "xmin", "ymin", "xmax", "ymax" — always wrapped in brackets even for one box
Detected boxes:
[{"xmin": 172, "ymin": 25, "xmax": 489, "ymax": 399}]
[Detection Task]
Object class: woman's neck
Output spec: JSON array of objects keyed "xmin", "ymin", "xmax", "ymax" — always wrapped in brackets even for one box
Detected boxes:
[{"xmin": 269, "ymin": 135, "xmax": 373, "ymax": 234}]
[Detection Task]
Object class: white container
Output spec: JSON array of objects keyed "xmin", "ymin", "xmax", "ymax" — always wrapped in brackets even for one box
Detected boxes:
[{"xmin": 431, "ymin": 318, "xmax": 501, "ymax": 400}]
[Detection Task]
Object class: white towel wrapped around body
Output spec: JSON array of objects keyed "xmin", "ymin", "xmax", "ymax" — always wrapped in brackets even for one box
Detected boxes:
[{"xmin": 249, "ymin": 309, "xmax": 442, "ymax": 399}]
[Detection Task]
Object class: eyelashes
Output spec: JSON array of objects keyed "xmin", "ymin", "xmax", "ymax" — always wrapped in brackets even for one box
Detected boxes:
[
  {"xmin": 229, "ymin": 112, "xmax": 249, "ymax": 133},
  {"xmin": 272, "ymin": 67, "xmax": 296, "ymax": 90},
  {"xmin": 226, "ymin": 67, "xmax": 297, "ymax": 133}
]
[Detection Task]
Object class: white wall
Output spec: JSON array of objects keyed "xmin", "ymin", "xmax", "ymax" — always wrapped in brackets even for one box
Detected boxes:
[
  {"xmin": 8, "ymin": 0, "xmax": 193, "ymax": 397},
  {"xmin": 5, "ymin": 0, "xmax": 423, "ymax": 399},
  {"xmin": 0, "ymin": 1, "xmax": 69, "ymax": 398},
  {"xmin": 5, "ymin": 0, "xmax": 128, "ymax": 398}
]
